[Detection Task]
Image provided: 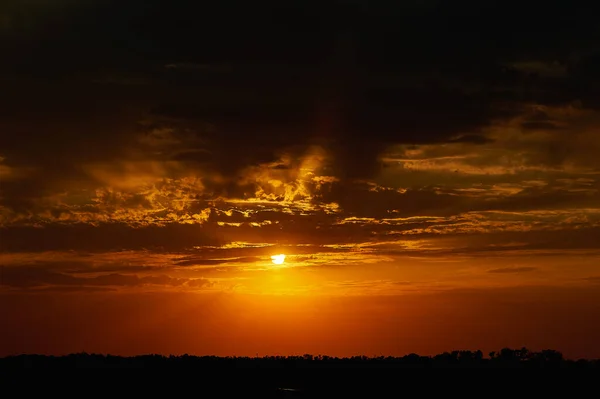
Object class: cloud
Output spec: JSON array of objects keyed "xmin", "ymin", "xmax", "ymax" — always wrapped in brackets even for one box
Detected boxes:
[
  {"xmin": 174, "ymin": 256, "xmax": 262, "ymax": 267},
  {"xmin": 0, "ymin": 224, "xmax": 223, "ymax": 252},
  {"xmin": 1, "ymin": 2, "xmax": 600, "ymax": 277},
  {"xmin": 488, "ymin": 267, "xmax": 538, "ymax": 274},
  {"xmin": 0, "ymin": 266, "xmax": 212, "ymax": 291},
  {"xmin": 582, "ymin": 276, "xmax": 600, "ymax": 283}
]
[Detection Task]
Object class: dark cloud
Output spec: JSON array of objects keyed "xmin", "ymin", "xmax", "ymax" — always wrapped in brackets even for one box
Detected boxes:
[
  {"xmin": 1, "ymin": 0, "xmax": 600, "ymax": 255},
  {"xmin": 520, "ymin": 121, "xmax": 564, "ymax": 131},
  {"xmin": 448, "ymin": 134, "xmax": 495, "ymax": 145},
  {"xmin": 0, "ymin": 224, "xmax": 222, "ymax": 252},
  {"xmin": 0, "ymin": 266, "xmax": 211, "ymax": 290},
  {"xmin": 2, "ymin": 1, "xmax": 598, "ymax": 187},
  {"xmin": 68, "ymin": 264, "xmax": 159, "ymax": 274}
]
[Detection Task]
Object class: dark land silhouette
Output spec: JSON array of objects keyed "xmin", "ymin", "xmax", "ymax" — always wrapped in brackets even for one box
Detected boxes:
[
  {"xmin": 2, "ymin": 348, "xmax": 598, "ymax": 369},
  {"xmin": 2, "ymin": 348, "xmax": 597, "ymax": 396}
]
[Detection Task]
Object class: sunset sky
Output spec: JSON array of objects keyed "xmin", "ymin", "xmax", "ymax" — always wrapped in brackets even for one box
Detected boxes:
[{"xmin": 1, "ymin": 1, "xmax": 600, "ymax": 358}]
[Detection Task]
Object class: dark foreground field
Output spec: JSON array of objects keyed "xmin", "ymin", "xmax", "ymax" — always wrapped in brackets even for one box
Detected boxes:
[{"xmin": 2, "ymin": 349, "xmax": 598, "ymax": 396}]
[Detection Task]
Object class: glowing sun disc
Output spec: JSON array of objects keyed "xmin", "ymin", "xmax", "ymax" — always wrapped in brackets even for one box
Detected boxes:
[{"xmin": 271, "ymin": 254, "xmax": 286, "ymax": 265}]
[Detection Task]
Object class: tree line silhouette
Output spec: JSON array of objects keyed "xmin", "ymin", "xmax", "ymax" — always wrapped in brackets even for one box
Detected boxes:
[{"xmin": 1, "ymin": 348, "xmax": 598, "ymax": 368}]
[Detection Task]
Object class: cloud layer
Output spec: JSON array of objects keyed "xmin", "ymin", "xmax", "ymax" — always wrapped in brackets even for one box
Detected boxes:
[{"xmin": 1, "ymin": 1, "xmax": 600, "ymax": 295}]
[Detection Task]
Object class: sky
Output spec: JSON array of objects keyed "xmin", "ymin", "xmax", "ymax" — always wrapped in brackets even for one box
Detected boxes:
[{"xmin": 1, "ymin": 0, "xmax": 600, "ymax": 358}]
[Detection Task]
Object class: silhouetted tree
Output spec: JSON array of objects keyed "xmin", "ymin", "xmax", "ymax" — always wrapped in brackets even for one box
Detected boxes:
[{"xmin": 0, "ymin": 348, "xmax": 596, "ymax": 371}]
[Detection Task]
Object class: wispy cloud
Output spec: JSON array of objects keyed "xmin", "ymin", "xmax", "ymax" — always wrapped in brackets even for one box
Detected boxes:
[{"xmin": 488, "ymin": 267, "xmax": 537, "ymax": 274}]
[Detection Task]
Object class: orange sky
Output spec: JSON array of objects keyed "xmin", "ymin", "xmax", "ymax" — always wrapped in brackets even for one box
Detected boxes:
[
  {"xmin": 2, "ymin": 286, "xmax": 600, "ymax": 358},
  {"xmin": 1, "ymin": 1, "xmax": 600, "ymax": 358}
]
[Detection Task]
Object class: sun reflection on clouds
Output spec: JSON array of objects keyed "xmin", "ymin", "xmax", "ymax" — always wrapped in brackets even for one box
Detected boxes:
[{"xmin": 226, "ymin": 145, "xmax": 340, "ymax": 214}]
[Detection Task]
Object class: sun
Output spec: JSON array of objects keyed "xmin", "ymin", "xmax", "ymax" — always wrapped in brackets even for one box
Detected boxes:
[{"xmin": 271, "ymin": 254, "xmax": 286, "ymax": 265}]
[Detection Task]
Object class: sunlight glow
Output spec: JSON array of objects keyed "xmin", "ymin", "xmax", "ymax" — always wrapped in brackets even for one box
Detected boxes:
[{"xmin": 271, "ymin": 254, "xmax": 286, "ymax": 265}]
